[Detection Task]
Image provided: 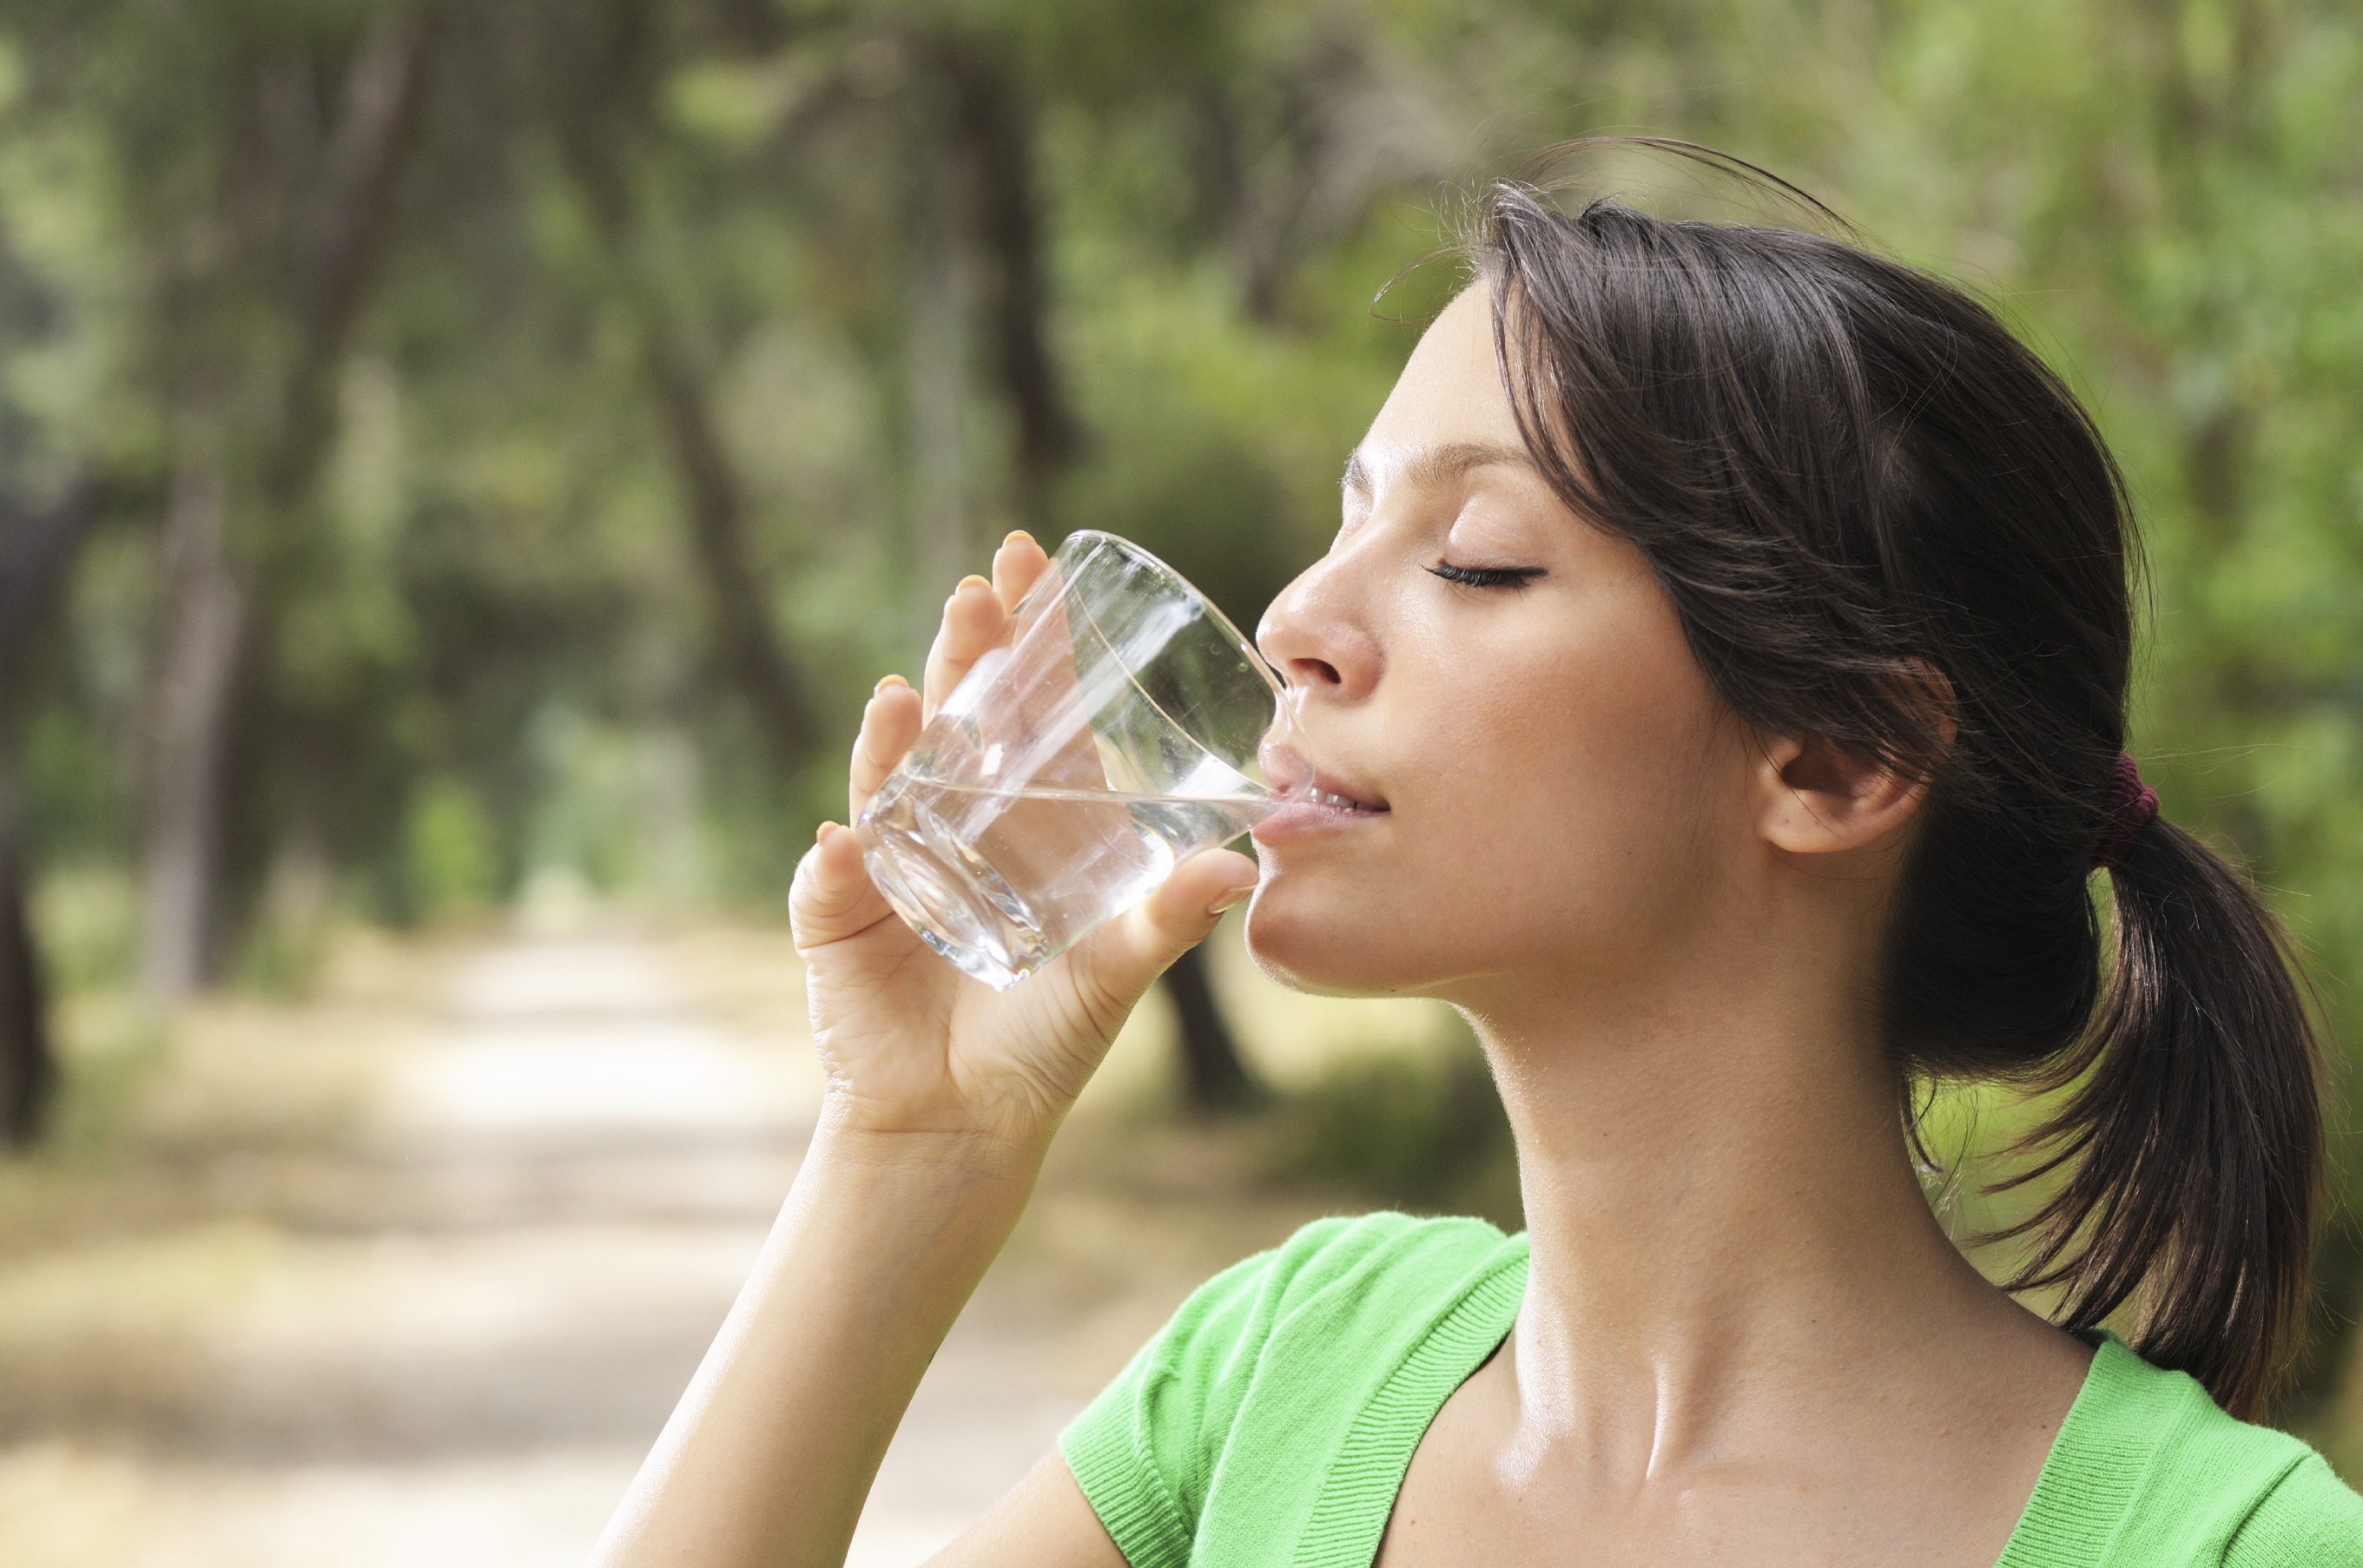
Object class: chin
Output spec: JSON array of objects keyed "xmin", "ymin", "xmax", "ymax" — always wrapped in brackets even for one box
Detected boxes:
[{"xmin": 1241, "ymin": 883, "xmax": 1436, "ymax": 999}]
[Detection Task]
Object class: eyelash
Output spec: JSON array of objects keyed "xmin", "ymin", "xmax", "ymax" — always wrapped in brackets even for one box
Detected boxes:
[{"xmin": 1428, "ymin": 561, "xmax": 1545, "ymax": 590}]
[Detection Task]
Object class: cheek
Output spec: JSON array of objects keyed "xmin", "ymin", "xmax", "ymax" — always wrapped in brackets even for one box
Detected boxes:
[{"xmin": 1425, "ymin": 631, "xmax": 1726, "ymax": 939}]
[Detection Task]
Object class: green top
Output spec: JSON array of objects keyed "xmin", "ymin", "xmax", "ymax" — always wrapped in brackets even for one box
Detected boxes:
[{"xmin": 1061, "ymin": 1213, "xmax": 2363, "ymax": 1567}]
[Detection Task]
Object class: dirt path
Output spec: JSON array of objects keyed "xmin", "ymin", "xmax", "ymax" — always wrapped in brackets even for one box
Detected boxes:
[{"xmin": 0, "ymin": 927, "xmax": 1333, "ymax": 1567}]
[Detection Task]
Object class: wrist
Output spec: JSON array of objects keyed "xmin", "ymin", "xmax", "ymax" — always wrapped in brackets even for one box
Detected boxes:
[
  {"xmin": 809, "ymin": 1093, "xmax": 1058, "ymax": 1185},
  {"xmin": 782, "ymin": 1102, "xmax": 1049, "ymax": 1293}
]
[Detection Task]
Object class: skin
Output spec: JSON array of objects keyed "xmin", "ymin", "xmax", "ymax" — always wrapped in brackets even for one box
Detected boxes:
[{"xmin": 589, "ymin": 286, "xmax": 2093, "ymax": 1568}]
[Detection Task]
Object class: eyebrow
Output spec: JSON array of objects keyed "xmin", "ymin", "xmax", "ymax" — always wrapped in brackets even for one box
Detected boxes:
[{"xmin": 1340, "ymin": 440, "xmax": 1537, "ymax": 498}]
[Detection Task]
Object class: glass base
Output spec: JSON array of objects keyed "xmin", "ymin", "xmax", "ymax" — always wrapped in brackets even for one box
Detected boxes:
[{"xmin": 856, "ymin": 787, "xmax": 1050, "ymax": 992}]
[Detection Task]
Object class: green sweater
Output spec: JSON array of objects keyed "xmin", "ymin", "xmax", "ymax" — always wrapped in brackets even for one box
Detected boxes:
[{"xmin": 1062, "ymin": 1213, "xmax": 2363, "ymax": 1566}]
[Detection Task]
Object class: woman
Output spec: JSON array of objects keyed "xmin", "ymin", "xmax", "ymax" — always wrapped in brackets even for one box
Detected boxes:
[{"xmin": 592, "ymin": 144, "xmax": 2363, "ymax": 1566}]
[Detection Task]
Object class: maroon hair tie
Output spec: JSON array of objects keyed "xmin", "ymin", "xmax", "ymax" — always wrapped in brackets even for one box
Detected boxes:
[{"xmin": 2090, "ymin": 752, "xmax": 2160, "ymax": 872}]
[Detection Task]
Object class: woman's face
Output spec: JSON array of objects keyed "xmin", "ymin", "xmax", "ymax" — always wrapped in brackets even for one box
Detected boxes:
[{"xmin": 1245, "ymin": 286, "xmax": 1763, "ymax": 1004}]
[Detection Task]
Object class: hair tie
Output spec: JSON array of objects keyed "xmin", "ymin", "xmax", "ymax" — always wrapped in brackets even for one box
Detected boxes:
[{"xmin": 2090, "ymin": 752, "xmax": 2160, "ymax": 872}]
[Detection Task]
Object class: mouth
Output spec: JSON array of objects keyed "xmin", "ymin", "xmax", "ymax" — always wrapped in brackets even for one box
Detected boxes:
[
  {"xmin": 1302, "ymin": 787, "xmax": 1385, "ymax": 813},
  {"xmin": 1255, "ymin": 742, "xmax": 1388, "ymax": 842}
]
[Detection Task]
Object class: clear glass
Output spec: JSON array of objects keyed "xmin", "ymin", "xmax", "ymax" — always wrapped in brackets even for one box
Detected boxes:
[{"xmin": 855, "ymin": 530, "xmax": 1300, "ymax": 990}]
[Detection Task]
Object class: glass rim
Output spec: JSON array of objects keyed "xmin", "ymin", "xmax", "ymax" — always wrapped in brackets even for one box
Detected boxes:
[{"xmin": 1057, "ymin": 529, "xmax": 1290, "ymax": 703}]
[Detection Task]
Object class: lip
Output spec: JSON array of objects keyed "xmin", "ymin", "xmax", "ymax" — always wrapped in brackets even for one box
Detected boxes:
[{"xmin": 1254, "ymin": 741, "xmax": 1388, "ymax": 844}]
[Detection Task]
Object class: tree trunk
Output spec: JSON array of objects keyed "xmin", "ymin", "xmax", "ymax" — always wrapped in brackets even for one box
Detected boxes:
[
  {"xmin": 908, "ymin": 89, "xmax": 980, "ymax": 637},
  {"xmin": 0, "ymin": 474, "xmax": 93, "ymax": 1148},
  {"xmin": 1164, "ymin": 942, "xmax": 1255, "ymax": 1110},
  {"xmin": 267, "ymin": 13, "xmax": 444, "ymax": 511},
  {"xmin": 652, "ymin": 342, "xmax": 819, "ymax": 765},
  {"xmin": 0, "ymin": 768, "xmax": 50, "ymax": 1148},
  {"xmin": 942, "ymin": 43, "xmax": 1078, "ymax": 517},
  {"xmin": 939, "ymin": 38, "xmax": 1257, "ymax": 1108},
  {"xmin": 140, "ymin": 426, "xmax": 246, "ymax": 1002},
  {"xmin": 138, "ymin": 16, "xmax": 439, "ymax": 998},
  {"xmin": 545, "ymin": 3, "xmax": 822, "ymax": 774}
]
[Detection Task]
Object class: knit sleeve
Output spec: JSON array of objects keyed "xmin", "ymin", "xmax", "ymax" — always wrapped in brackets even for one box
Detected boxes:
[
  {"xmin": 1056, "ymin": 1218, "xmax": 1351, "ymax": 1568},
  {"xmin": 2221, "ymin": 1452, "xmax": 2363, "ymax": 1566},
  {"xmin": 1059, "ymin": 1213, "xmax": 1491, "ymax": 1568}
]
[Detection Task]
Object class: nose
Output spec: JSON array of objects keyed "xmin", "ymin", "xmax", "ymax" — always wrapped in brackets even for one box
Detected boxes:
[{"xmin": 1257, "ymin": 554, "xmax": 1381, "ymax": 702}]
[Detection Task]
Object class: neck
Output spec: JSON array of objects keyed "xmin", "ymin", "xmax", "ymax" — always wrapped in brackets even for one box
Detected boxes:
[{"xmin": 1453, "ymin": 918, "xmax": 2024, "ymax": 1476}]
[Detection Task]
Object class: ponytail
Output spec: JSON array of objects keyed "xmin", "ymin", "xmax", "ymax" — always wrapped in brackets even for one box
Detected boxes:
[{"xmin": 1990, "ymin": 817, "xmax": 2327, "ymax": 1420}]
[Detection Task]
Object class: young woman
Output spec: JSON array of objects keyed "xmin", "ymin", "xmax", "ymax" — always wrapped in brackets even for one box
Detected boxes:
[{"xmin": 591, "ymin": 144, "xmax": 2363, "ymax": 1566}]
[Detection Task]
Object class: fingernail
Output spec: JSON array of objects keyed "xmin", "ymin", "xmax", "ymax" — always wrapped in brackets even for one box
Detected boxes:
[
  {"xmin": 815, "ymin": 820, "xmax": 839, "ymax": 844},
  {"xmin": 1003, "ymin": 530, "xmax": 1035, "ymax": 547},
  {"xmin": 955, "ymin": 574, "xmax": 993, "ymax": 593},
  {"xmin": 1207, "ymin": 885, "xmax": 1254, "ymax": 918},
  {"xmin": 875, "ymin": 673, "xmax": 909, "ymax": 692}
]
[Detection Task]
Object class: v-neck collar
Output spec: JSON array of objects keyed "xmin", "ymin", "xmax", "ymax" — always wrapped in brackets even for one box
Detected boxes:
[
  {"xmin": 1306, "ymin": 1249, "xmax": 2154, "ymax": 1568},
  {"xmin": 1991, "ymin": 1333, "xmax": 2175, "ymax": 1565}
]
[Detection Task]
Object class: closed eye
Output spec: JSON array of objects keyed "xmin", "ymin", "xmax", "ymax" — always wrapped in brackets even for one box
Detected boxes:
[{"xmin": 1429, "ymin": 561, "xmax": 1546, "ymax": 590}]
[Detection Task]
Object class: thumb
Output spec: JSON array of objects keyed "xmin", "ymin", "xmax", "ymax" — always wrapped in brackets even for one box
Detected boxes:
[
  {"xmin": 1132, "ymin": 847, "xmax": 1260, "ymax": 964},
  {"xmin": 789, "ymin": 821, "xmax": 899, "ymax": 952},
  {"xmin": 1062, "ymin": 848, "xmax": 1259, "ymax": 1012}
]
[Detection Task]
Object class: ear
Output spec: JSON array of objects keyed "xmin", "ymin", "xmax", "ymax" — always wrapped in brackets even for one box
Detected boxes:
[
  {"xmin": 1752, "ymin": 732, "xmax": 1928, "ymax": 858},
  {"xmin": 1754, "ymin": 665, "xmax": 1954, "ymax": 858}
]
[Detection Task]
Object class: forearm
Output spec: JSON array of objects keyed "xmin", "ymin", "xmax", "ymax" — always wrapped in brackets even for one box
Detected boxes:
[{"xmin": 591, "ymin": 1100, "xmax": 1047, "ymax": 1568}]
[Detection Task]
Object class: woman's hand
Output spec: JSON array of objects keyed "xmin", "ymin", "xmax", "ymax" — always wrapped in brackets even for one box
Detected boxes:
[{"xmin": 791, "ymin": 531, "xmax": 1259, "ymax": 1151}]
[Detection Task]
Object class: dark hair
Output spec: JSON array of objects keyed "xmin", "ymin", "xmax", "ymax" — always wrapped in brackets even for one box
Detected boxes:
[{"xmin": 1466, "ymin": 139, "xmax": 2327, "ymax": 1420}]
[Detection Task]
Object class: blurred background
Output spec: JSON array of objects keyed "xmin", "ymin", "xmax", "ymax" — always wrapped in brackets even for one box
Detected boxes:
[{"xmin": 0, "ymin": 0, "xmax": 2356, "ymax": 1562}]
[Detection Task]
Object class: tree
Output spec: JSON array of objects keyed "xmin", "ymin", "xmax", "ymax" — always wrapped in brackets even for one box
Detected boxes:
[
  {"xmin": 0, "ymin": 475, "xmax": 92, "ymax": 1145},
  {"xmin": 97, "ymin": 5, "xmax": 444, "ymax": 998}
]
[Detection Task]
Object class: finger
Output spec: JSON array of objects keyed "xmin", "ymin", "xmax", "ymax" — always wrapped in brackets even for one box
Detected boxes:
[
  {"xmin": 991, "ymin": 530, "xmax": 1051, "ymax": 612},
  {"xmin": 849, "ymin": 675, "xmax": 924, "ymax": 823},
  {"xmin": 790, "ymin": 821, "xmax": 899, "ymax": 952},
  {"xmin": 1059, "ymin": 848, "xmax": 1260, "ymax": 1024},
  {"xmin": 922, "ymin": 575, "xmax": 1008, "ymax": 722}
]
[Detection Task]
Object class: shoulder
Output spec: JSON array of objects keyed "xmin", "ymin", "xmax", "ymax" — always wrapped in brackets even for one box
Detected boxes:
[
  {"xmin": 1059, "ymin": 1213, "xmax": 1523, "ymax": 1568},
  {"xmin": 1122, "ymin": 1210, "xmax": 1519, "ymax": 1376},
  {"xmin": 1092, "ymin": 1210, "xmax": 1518, "ymax": 1411},
  {"xmin": 2222, "ymin": 1451, "xmax": 2363, "ymax": 1566},
  {"xmin": 1230, "ymin": 1209, "xmax": 1520, "ymax": 1315},
  {"xmin": 2043, "ymin": 1338, "xmax": 2362, "ymax": 1565}
]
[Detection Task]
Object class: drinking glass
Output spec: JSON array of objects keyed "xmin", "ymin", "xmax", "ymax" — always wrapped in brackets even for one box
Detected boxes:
[{"xmin": 855, "ymin": 530, "xmax": 1300, "ymax": 990}]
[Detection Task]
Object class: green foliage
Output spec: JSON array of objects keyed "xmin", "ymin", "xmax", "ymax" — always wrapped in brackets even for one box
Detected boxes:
[
  {"xmin": 405, "ymin": 774, "xmax": 500, "ymax": 912},
  {"xmin": 30, "ymin": 871, "xmax": 140, "ymax": 996}
]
